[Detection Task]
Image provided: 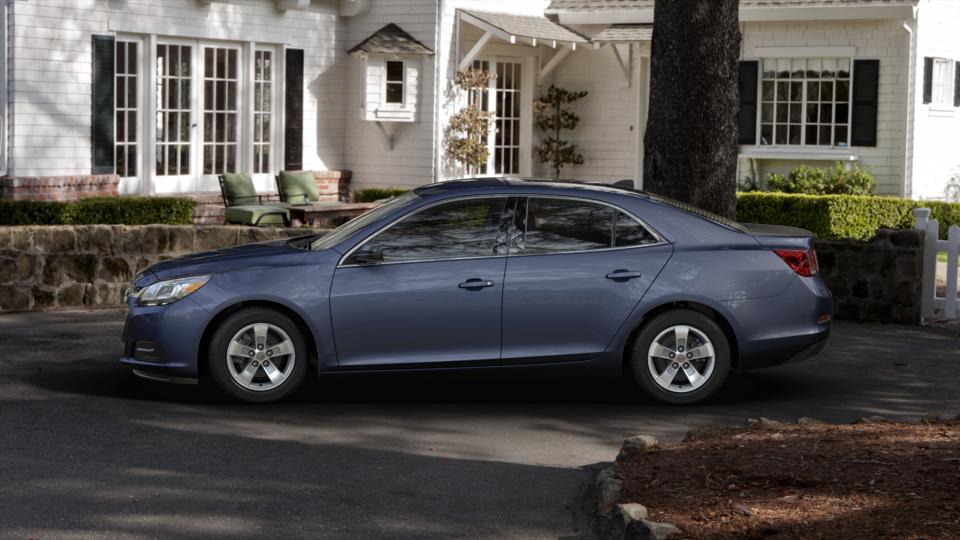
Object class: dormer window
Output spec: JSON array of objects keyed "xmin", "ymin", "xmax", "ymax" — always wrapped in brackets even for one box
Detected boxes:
[{"xmin": 385, "ymin": 60, "xmax": 404, "ymax": 104}]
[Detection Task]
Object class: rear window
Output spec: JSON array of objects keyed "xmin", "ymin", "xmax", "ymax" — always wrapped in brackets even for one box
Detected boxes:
[{"xmin": 643, "ymin": 192, "xmax": 749, "ymax": 233}]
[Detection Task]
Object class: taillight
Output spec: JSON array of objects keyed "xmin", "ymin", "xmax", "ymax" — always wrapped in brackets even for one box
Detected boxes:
[{"xmin": 774, "ymin": 249, "xmax": 818, "ymax": 277}]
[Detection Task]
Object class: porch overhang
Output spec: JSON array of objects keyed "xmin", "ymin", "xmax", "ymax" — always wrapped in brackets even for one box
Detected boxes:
[
  {"xmin": 457, "ymin": 9, "xmax": 588, "ymax": 70},
  {"xmin": 549, "ymin": 2, "xmax": 917, "ymax": 25}
]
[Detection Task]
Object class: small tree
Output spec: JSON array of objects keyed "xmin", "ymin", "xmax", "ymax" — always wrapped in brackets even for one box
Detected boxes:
[
  {"xmin": 534, "ymin": 85, "xmax": 588, "ymax": 180},
  {"xmin": 445, "ymin": 69, "xmax": 497, "ymax": 174}
]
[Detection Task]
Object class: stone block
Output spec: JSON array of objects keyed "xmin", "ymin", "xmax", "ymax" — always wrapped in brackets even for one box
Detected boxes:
[
  {"xmin": 99, "ymin": 256, "xmax": 132, "ymax": 282},
  {"xmin": 57, "ymin": 283, "xmax": 86, "ymax": 306},
  {"xmin": 0, "ymin": 229, "xmax": 11, "ymax": 250},
  {"xmin": 77, "ymin": 225, "xmax": 115, "ymax": 254},
  {"xmin": 166, "ymin": 227, "xmax": 195, "ymax": 253},
  {"xmin": 0, "ymin": 252, "xmax": 39, "ymax": 283},
  {"xmin": 60, "ymin": 254, "xmax": 98, "ymax": 283},
  {"xmin": 851, "ymin": 280, "xmax": 869, "ymax": 299},
  {"xmin": 0, "ymin": 285, "xmax": 33, "ymax": 311},
  {"xmin": 96, "ymin": 281, "xmax": 126, "ymax": 305},
  {"xmin": 33, "ymin": 228, "xmax": 76, "ymax": 253},
  {"xmin": 11, "ymin": 228, "xmax": 33, "ymax": 251},
  {"xmin": 195, "ymin": 227, "xmax": 239, "ymax": 252},
  {"xmin": 32, "ymin": 285, "xmax": 57, "ymax": 308}
]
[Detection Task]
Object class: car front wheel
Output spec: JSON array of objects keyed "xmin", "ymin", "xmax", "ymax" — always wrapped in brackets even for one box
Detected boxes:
[
  {"xmin": 207, "ymin": 308, "xmax": 308, "ymax": 403},
  {"xmin": 631, "ymin": 309, "xmax": 730, "ymax": 405}
]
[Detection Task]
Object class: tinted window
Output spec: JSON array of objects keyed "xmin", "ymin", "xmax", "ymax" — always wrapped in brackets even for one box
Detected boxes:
[
  {"xmin": 311, "ymin": 192, "xmax": 419, "ymax": 250},
  {"xmin": 348, "ymin": 198, "xmax": 510, "ymax": 263},
  {"xmin": 514, "ymin": 198, "xmax": 656, "ymax": 254}
]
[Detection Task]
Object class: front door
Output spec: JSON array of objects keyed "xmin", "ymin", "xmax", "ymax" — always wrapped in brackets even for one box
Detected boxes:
[
  {"xmin": 501, "ymin": 196, "xmax": 673, "ymax": 364},
  {"xmin": 472, "ymin": 58, "xmax": 530, "ymax": 177},
  {"xmin": 154, "ymin": 42, "xmax": 195, "ymax": 193},
  {"xmin": 330, "ymin": 197, "xmax": 513, "ymax": 368}
]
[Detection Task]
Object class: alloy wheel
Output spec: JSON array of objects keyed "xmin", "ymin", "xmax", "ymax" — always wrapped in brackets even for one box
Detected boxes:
[
  {"xmin": 225, "ymin": 323, "xmax": 296, "ymax": 392},
  {"xmin": 647, "ymin": 324, "xmax": 716, "ymax": 394}
]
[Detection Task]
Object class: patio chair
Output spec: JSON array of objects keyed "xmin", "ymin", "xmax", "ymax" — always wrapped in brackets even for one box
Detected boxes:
[
  {"xmin": 275, "ymin": 171, "xmax": 322, "ymax": 205},
  {"xmin": 218, "ymin": 173, "xmax": 291, "ymax": 227}
]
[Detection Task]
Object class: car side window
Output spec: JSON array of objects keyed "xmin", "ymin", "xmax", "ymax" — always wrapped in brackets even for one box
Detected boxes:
[
  {"xmin": 512, "ymin": 197, "xmax": 657, "ymax": 255},
  {"xmin": 346, "ymin": 198, "xmax": 510, "ymax": 264}
]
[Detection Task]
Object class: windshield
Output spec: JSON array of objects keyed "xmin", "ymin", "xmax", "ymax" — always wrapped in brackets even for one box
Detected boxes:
[
  {"xmin": 643, "ymin": 192, "xmax": 748, "ymax": 233},
  {"xmin": 309, "ymin": 192, "xmax": 421, "ymax": 251}
]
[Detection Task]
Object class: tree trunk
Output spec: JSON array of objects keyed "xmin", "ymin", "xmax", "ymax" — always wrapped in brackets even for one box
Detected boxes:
[{"xmin": 642, "ymin": 0, "xmax": 741, "ymax": 219}]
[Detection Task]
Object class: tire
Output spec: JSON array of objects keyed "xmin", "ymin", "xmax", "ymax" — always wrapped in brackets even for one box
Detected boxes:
[
  {"xmin": 207, "ymin": 307, "xmax": 309, "ymax": 403},
  {"xmin": 630, "ymin": 309, "xmax": 731, "ymax": 405}
]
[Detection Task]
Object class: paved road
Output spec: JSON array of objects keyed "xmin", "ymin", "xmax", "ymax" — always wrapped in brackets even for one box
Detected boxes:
[{"xmin": 1, "ymin": 309, "xmax": 958, "ymax": 539}]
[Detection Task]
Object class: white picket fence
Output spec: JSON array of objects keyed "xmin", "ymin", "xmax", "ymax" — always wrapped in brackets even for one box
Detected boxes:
[{"xmin": 914, "ymin": 208, "xmax": 960, "ymax": 320}]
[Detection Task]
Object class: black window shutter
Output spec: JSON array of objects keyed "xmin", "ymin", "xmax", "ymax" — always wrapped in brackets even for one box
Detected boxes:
[
  {"xmin": 91, "ymin": 35, "xmax": 116, "ymax": 175},
  {"xmin": 851, "ymin": 60, "xmax": 879, "ymax": 147},
  {"xmin": 954, "ymin": 61, "xmax": 960, "ymax": 107},
  {"xmin": 284, "ymin": 48, "xmax": 304, "ymax": 171},
  {"xmin": 738, "ymin": 61, "xmax": 759, "ymax": 145},
  {"xmin": 923, "ymin": 57, "xmax": 933, "ymax": 104}
]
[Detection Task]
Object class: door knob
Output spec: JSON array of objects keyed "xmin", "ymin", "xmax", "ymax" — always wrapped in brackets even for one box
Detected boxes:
[{"xmin": 458, "ymin": 278, "xmax": 495, "ymax": 289}]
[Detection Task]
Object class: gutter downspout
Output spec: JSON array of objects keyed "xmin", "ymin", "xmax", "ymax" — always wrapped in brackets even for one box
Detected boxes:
[
  {"xmin": 902, "ymin": 14, "xmax": 916, "ymax": 199},
  {"xmin": 432, "ymin": 0, "xmax": 443, "ymax": 183}
]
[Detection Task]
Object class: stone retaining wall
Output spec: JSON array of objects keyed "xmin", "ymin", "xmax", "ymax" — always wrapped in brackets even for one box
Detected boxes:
[
  {"xmin": 814, "ymin": 229, "xmax": 924, "ymax": 324},
  {"xmin": 0, "ymin": 225, "xmax": 314, "ymax": 312}
]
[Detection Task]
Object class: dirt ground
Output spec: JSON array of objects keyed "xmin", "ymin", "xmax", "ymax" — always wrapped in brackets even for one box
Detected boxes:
[{"xmin": 615, "ymin": 418, "xmax": 960, "ymax": 539}]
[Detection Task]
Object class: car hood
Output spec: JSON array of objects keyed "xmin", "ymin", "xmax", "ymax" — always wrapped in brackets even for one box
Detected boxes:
[{"xmin": 142, "ymin": 239, "xmax": 310, "ymax": 282}]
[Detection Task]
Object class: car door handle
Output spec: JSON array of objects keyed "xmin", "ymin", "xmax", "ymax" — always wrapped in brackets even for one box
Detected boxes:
[
  {"xmin": 458, "ymin": 278, "xmax": 495, "ymax": 289},
  {"xmin": 605, "ymin": 270, "xmax": 643, "ymax": 281}
]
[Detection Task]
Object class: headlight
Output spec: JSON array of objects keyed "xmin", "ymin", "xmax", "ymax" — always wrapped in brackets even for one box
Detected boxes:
[{"xmin": 137, "ymin": 275, "xmax": 210, "ymax": 307}]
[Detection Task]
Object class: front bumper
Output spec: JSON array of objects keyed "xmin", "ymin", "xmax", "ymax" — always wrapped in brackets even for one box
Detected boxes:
[{"xmin": 120, "ymin": 295, "xmax": 211, "ymax": 379}]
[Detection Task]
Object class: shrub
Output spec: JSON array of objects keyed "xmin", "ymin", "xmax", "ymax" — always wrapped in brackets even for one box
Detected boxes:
[
  {"xmin": 0, "ymin": 197, "xmax": 197, "ymax": 226},
  {"xmin": 736, "ymin": 192, "xmax": 960, "ymax": 240},
  {"xmin": 766, "ymin": 163, "xmax": 874, "ymax": 195},
  {"xmin": 352, "ymin": 187, "xmax": 409, "ymax": 203}
]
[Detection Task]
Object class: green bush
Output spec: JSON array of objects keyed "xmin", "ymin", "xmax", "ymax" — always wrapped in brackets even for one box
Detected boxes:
[
  {"xmin": 736, "ymin": 192, "xmax": 960, "ymax": 240},
  {"xmin": 0, "ymin": 197, "xmax": 197, "ymax": 226},
  {"xmin": 766, "ymin": 163, "xmax": 874, "ymax": 195},
  {"xmin": 352, "ymin": 187, "xmax": 410, "ymax": 203}
]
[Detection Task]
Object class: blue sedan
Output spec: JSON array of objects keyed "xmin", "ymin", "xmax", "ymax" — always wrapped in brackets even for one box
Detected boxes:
[{"xmin": 121, "ymin": 179, "xmax": 831, "ymax": 404}]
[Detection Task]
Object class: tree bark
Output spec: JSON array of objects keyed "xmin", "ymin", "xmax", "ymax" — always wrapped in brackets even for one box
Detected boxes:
[{"xmin": 642, "ymin": 0, "xmax": 742, "ymax": 219}]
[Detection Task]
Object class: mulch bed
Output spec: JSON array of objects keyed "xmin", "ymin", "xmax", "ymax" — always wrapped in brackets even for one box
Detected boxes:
[{"xmin": 615, "ymin": 418, "xmax": 960, "ymax": 539}]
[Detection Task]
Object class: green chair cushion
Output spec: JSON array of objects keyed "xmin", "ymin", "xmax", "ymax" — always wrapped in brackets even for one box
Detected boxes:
[
  {"xmin": 278, "ymin": 171, "xmax": 319, "ymax": 204},
  {"xmin": 224, "ymin": 205, "xmax": 290, "ymax": 226},
  {"xmin": 222, "ymin": 172, "xmax": 259, "ymax": 206}
]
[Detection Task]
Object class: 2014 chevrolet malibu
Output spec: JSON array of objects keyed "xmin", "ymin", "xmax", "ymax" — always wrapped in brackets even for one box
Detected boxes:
[{"xmin": 121, "ymin": 179, "xmax": 831, "ymax": 404}]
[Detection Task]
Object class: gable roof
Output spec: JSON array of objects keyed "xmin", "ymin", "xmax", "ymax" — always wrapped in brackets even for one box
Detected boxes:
[
  {"xmin": 348, "ymin": 23, "xmax": 433, "ymax": 55},
  {"xmin": 591, "ymin": 23, "xmax": 652, "ymax": 43},
  {"xmin": 546, "ymin": 0, "xmax": 916, "ymax": 12}
]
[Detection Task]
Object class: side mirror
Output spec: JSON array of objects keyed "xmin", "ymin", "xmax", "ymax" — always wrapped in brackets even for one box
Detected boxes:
[{"xmin": 350, "ymin": 247, "xmax": 384, "ymax": 265}]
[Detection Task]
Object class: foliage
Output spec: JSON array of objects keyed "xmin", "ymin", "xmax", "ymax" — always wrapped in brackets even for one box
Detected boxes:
[
  {"xmin": 352, "ymin": 187, "xmax": 410, "ymax": 203},
  {"xmin": 736, "ymin": 192, "xmax": 960, "ymax": 240},
  {"xmin": 0, "ymin": 197, "xmax": 197, "ymax": 226},
  {"xmin": 766, "ymin": 163, "xmax": 875, "ymax": 195},
  {"xmin": 534, "ymin": 85, "xmax": 588, "ymax": 179},
  {"xmin": 445, "ymin": 69, "xmax": 497, "ymax": 173}
]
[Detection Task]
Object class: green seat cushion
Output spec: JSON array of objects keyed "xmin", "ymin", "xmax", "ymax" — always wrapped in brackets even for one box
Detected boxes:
[
  {"xmin": 222, "ymin": 172, "xmax": 259, "ymax": 206},
  {"xmin": 278, "ymin": 171, "xmax": 319, "ymax": 204},
  {"xmin": 224, "ymin": 205, "xmax": 289, "ymax": 226}
]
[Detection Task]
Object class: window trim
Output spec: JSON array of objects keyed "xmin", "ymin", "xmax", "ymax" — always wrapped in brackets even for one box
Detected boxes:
[
  {"xmin": 383, "ymin": 59, "xmax": 405, "ymax": 107},
  {"xmin": 752, "ymin": 57, "xmax": 854, "ymax": 149},
  {"xmin": 930, "ymin": 57, "xmax": 956, "ymax": 110},
  {"xmin": 337, "ymin": 194, "xmax": 667, "ymax": 268}
]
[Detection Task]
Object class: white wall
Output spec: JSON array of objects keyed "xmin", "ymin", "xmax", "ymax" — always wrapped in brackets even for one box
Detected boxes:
[
  {"xmin": 7, "ymin": 0, "xmax": 345, "ymax": 194},
  {"xmin": 739, "ymin": 18, "xmax": 912, "ymax": 196},
  {"xmin": 910, "ymin": 0, "xmax": 960, "ymax": 200}
]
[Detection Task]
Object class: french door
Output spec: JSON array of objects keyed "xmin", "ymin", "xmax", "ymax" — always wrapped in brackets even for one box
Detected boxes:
[
  {"xmin": 471, "ymin": 58, "xmax": 531, "ymax": 177},
  {"xmin": 146, "ymin": 39, "xmax": 277, "ymax": 194}
]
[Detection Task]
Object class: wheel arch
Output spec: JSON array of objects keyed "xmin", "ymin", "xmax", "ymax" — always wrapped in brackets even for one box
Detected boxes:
[
  {"xmin": 197, "ymin": 300, "xmax": 320, "ymax": 382},
  {"xmin": 621, "ymin": 300, "xmax": 741, "ymax": 372}
]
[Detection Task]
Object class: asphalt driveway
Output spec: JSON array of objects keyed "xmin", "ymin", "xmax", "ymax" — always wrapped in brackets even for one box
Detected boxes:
[{"xmin": 1, "ymin": 309, "xmax": 958, "ymax": 539}]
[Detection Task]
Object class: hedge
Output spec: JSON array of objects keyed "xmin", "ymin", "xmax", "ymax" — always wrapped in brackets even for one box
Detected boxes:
[
  {"xmin": 736, "ymin": 192, "xmax": 960, "ymax": 240},
  {"xmin": 0, "ymin": 197, "xmax": 197, "ymax": 226},
  {"xmin": 352, "ymin": 187, "xmax": 410, "ymax": 203}
]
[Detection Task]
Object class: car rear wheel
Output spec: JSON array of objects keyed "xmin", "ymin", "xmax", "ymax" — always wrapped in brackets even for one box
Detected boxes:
[
  {"xmin": 207, "ymin": 308, "xmax": 308, "ymax": 403},
  {"xmin": 630, "ymin": 309, "xmax": 730, "ymax": 405}
]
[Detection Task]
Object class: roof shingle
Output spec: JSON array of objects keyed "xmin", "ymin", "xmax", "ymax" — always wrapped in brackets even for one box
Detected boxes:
[
  {"xmin": 348, "ymin": 23, "xmax": 433, "ymax": 55},
  {"xmin": 546, "ymin": 0, "xmax": 917, "ymax": 12},
  {"xmin": 461, "ymin": 10, "xmax": 588, "ymax": 44}
]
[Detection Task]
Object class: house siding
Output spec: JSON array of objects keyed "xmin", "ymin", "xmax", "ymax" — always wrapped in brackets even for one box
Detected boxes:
[
  {"xmin": 6, "ymin": 0, "xmax": 345, "ymax": 194},
  {"xmin": 910, "ymin": 0, "xmax": 960, "ymax": 200},
  {"xmin": 739, "ymin": 19, "xmax": 911, "ymax": 196}
]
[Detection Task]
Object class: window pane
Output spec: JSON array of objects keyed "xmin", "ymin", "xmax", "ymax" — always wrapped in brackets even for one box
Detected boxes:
[
  {"xmin": 386, "ymin": 82, "xmax": 403, "ymax": 104},
  {"xmin": 819, "ymin": 104, "xmax": 833, "ymax": 123},
  {"xmin": 836, "ymin": 80, "xmax": 849, "ymax": 102},
  {"xmin": 789, "ymin": 125, "xmax": 801, "ymax": 145},
  {"xmin": 386, "ymin": 60, "xmax": 403, "ymax": 82},
  {"xmin": 835, "ymin": 126, "xmax": 848, "ymax": 146},
  {"xmin": 353, "ymin": 198, "xmax": 509, "ymax": 262},
  {"xmin": 806, "ymin": 104, "xmax": 818, "ymax": 123},
  {"xmin": 521, "ymin": 199, "xmax": 614, "ymax": 255},
  {"xmin": 762, "ymin": 81, "xmax": 774, "ymax": 101},
  {"xmin": 805, "ymin": 125, "xmax": 818, "ymax": 145},
  {"xmin": 760, "ymin": 124, "xmax": 773, "ymax": 145},
  {"xmin": 761, "ymin": 103, "xmax": 773, "ymax": 122},
  {"xmin": 819, "ymin": 126, "xmax": 831, "ymax": 146},
  {"xmin": 614, "ymin": 212, "xmax": 657, "ymax": 247}
]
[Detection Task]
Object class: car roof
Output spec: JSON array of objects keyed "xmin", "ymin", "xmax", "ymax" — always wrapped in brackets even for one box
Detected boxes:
[{"xmin": 413, "ymin": 177, "xmax": 651, "ymax": 199}]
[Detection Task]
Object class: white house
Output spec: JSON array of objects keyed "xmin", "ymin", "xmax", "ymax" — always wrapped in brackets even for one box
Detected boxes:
[{"xmin": 0, "ymin": 0, "xmax": 958, "ymax": 202}]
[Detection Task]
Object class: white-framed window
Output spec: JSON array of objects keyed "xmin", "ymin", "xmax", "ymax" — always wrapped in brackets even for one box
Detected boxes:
[
  {"xmin": 759, "ymin": 58, "xmax": 852, "ymax": 147},
  {"xmin": 115, "ymin": 40, "xmax": 140, "ymax": 179},
  {"xmin": 471, "ymin": 58, "xmax": 524, "ymax": 176},
  {"xmin": 253, "ymin": 49, "xmax": 274, "ymax": 174},
  {"xmin": 932, "ymin": 58, "xmax": 956, "ymax": 107},
  {"xmin": 384, "ymin": 60, "xmax": 404, "ymax": 105}
]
